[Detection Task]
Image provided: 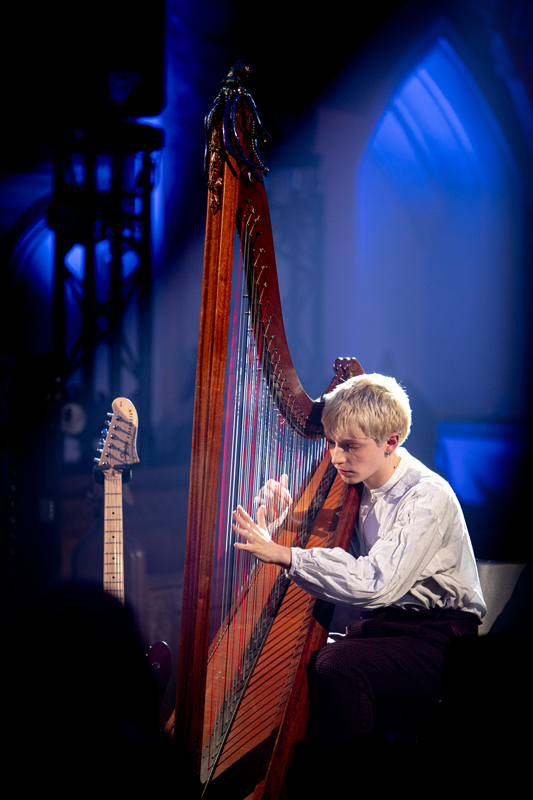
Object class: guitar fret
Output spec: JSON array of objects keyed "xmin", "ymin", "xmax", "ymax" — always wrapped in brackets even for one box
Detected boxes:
[{"xmin": 103, "ymin": 470, "xmax": 125, "ymax": 605}]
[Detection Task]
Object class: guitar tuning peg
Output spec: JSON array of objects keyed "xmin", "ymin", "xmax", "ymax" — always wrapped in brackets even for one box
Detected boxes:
[
  {"xmin": 101, "ymin": 429, "xmax": 108, "ymax": 436},
  {"xmin": 107, "ymin": 412, "xmax": 113, "ymax": 418},
  {"xmin": 93, "ymin": 457, "xmax": 100, "ymax": 463}
]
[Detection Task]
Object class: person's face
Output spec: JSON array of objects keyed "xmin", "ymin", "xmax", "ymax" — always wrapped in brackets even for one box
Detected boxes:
[{"xmin": 325, "ymin": 428, "xmax": 399, "ymax": 489}]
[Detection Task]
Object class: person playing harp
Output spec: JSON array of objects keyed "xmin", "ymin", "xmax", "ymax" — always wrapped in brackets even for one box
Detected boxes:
[
  {"xmin": 174, "ymin": 62, "xmax": 484, "ymax": 796},
  {"xmin": 233, "ymin": 372, "xmax": 486, "ymax": 741}
]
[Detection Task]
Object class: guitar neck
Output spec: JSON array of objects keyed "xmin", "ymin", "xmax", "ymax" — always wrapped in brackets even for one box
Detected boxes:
[{"xmin": 103, "ymin": 470, "xmax": 124, "ymax": 603}]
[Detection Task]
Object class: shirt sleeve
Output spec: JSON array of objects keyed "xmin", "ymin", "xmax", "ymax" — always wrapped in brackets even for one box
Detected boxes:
[{"xmin": 287, "ymin": 483, "xmax": 450, "ymax": 608}]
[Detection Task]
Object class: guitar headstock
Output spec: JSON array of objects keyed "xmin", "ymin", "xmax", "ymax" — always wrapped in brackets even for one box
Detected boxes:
[{"xmin": 95, "ymin": 397, "xmax": 140, "ymax": 472}]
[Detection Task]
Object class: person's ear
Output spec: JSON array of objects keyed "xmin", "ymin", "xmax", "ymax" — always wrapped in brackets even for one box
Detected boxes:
[{"xmin": 385, "ymin": 433, "xmax": 400, "ymax": 454}]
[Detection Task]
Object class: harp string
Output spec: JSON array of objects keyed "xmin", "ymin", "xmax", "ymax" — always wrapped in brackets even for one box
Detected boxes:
[{"xmin": 203, "ymin": 201, "xmax": 326, "ymax": 766}]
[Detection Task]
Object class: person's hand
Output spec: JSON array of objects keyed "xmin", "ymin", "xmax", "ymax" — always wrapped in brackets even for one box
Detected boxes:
[
  {"xmin": 232, "ymin": 505, "xmax": 291, "ymax": 568},
  {"xmin": 253, "ymin": 474, "xmax": 292, "ymax": 528}
]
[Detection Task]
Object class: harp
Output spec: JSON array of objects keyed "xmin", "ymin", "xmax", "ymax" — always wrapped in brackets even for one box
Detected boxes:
[{"xmin": 171, "ymin": 62, "xmax": 364, "ymax": 798}]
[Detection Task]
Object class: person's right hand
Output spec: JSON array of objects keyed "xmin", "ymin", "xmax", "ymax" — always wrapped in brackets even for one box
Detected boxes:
[{"xmin": 253, "ymin": 474, "xmax": 293, "ymax": 528}]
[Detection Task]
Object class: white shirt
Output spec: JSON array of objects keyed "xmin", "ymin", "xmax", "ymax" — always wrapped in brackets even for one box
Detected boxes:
[{"xmin": 288, "ymin": 448, "xmax": 486, "ymax": 619}]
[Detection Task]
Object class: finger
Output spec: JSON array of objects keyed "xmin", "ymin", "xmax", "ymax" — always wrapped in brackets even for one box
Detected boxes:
[
  {"xmin": 232, "ymin": 510, "xmax": 252, "ymax": 537},
  {"xmin": 234, "ymin": 505, "xmax": 253, "ymax": 525},
  {"xmin": 234, "ymin": 539, "xmax": 252, "ymax": 552},
  {"xmin": 231, "ymin": 521, "xmax": 248, "ymax": 539},
  {"xmin": 280, "ymin": 474, "xmax": 288, "ymax": 489},
  {"xmin": 257, "ymin": 505, "xmax": 267, "ymax": 530}
]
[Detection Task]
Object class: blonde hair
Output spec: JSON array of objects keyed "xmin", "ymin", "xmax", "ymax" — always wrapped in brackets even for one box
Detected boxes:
[{"xmin": 321, "ymin": 373, "xmax": 411, "ymax": 445}]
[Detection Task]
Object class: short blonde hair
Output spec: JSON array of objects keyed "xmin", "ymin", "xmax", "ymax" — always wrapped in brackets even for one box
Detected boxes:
[{"xmin": 321, "ymin": 373, "xmax": 411, "ymax": 445}]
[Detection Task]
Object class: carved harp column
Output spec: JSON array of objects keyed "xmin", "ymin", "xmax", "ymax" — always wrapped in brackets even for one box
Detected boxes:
[{"xmin": 172, "ymin": 62, "xmax": 364, "ymax": 798}]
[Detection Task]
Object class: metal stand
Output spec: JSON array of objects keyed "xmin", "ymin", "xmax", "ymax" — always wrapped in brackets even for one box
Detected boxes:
[{"xmin": 47, "ymin": 121, "xmax": 163, "ymax": 461}]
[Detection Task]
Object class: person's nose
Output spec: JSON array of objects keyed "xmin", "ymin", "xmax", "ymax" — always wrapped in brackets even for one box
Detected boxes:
[{"xmin": 330, "ymin": 444, "xmax": 345, "ymax": 465}]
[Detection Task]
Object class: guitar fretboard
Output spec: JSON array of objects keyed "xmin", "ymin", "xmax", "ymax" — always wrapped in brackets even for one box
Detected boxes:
[{"xmin": 103, "ymin": 471, "xmax": 124, "ymax": 603}]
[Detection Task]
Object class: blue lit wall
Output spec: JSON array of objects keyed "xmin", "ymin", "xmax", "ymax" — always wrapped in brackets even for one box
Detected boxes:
[
  {"xmin": 354, "ymin": 38, "xmax": 525, "ymax": 523},
  {"xmin": 354, "ymin": 38, "xmax": 523, "ymax": 423},
  {"xmin": 300, "ymin": 34, "xmax": 529, "ymax": 553}
]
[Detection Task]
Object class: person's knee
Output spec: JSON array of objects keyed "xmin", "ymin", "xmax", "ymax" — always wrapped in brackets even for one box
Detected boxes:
[
  {"xmin": 310, "ymin": 642, "xmax": 367, "ymax": 686},
  {"xmin": 309, "ymin": 644, "xmax": 337, "ymax": 683}
]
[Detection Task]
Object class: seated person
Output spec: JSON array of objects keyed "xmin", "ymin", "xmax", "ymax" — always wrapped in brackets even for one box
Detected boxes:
[{"xmin": 232, "ymin": 373, "xmax": 486, "ymax": 741}]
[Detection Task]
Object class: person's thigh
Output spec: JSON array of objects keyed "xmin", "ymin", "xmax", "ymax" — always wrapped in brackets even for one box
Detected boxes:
[{"xmin": 308, "ymin": 635, "xmax": 446, "ymax": 739}]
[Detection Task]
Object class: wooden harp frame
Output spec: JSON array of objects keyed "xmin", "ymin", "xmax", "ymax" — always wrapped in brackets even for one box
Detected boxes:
[{"xmin": 171, "ymin": 62, "xmax": 364, "ymax": 798}]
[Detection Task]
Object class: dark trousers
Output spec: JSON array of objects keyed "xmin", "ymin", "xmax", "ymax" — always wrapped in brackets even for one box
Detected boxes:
[{"xmin": 307, "ymin": 608, "xmax": 479, "ymax": 741}]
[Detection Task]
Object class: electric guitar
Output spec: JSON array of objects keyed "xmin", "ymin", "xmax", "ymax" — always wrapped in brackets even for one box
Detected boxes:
[
  {"xmin": 94, "ymin": 396, "xmax": 140, "ymax": 604},
  {"xmin": 94, "ymin": 398, "xmax": 173, "ymax": 722}
]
